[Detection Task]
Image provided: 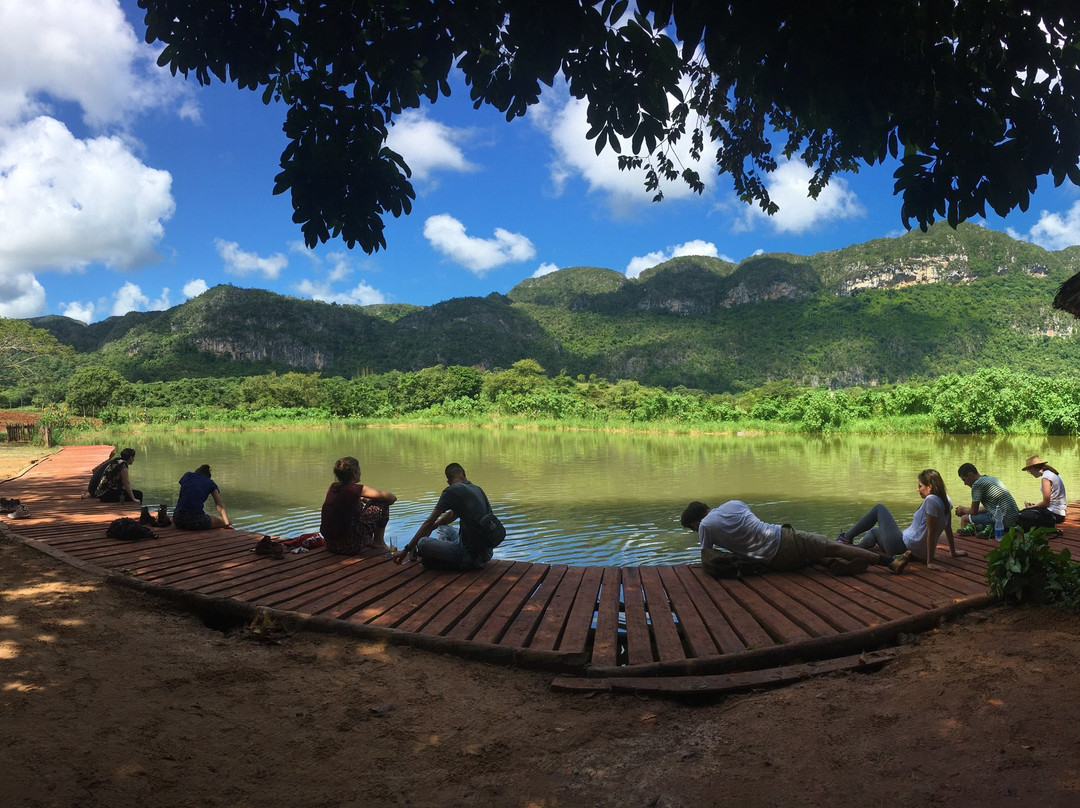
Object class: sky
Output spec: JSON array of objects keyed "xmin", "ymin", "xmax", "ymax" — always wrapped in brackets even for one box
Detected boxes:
[{"xmin": 3, "ymin": 0, "xmax": 1080, "ymax": 324}]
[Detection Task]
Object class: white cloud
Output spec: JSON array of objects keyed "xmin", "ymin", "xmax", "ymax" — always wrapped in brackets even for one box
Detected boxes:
[
  {"xmin": 295, "ymin": 277, "xmax": 386, "ymax": 306},
  {"xmin": 731, "ymin": 160, "xmax": 864, "ymax": 235},
  {"xmin": 531, "ymin": 90, "xmax": 706, "ymax": 216},
  {"xmin": 183, "ymin": 279, "xmax": 209, "ymax": 298},
  {"xmin": 110, "ymin": 281, "xmax": 148, "ymax": 316},
  {"xmin": 289, "ymin": 244, "xmax": 387, "ymax": 305},
  {"xmin": 61, "ymin": 300, "xmax": 95, "ymax": 324},
  {"xmin": 0, "ymin": 116, "xmax": 175, "ymax": 316},
  {"xmin": 1016, "ymin": 201, "xmax": 1080, "ymax": 250},
  {"xmin": 0, "ymin": 0, "xmax": 197, "ymax": 128},
  {"xmin": 533, "ymin": 262, "xmax": 560, "ymax": 278},
  {"xmin": 215, "ymin": 239, "xmax": 288, "ymax": 279},
  {"xmin": 423, "ymin": 214, "xmax": 536, "ymax": 275},
  {"xmin": 101, "ymin": 281, "xmax": 170, "ymax": 318},
  {"xmin": 0, "ymin": 272, "xmax": 47, "ymax": 318},
  {"xmin": 625, "ymin": 240, "xmax": 727, "ymax": 278},
  {"xmin": 385, "ymin": 109, "xmax": 477, "ymax": 182}
]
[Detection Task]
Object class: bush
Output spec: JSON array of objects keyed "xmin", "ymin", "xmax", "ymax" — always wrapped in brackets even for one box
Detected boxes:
[{"xmin": 985, "ymin": 527, "xmax": 1080, "ymax": 608}]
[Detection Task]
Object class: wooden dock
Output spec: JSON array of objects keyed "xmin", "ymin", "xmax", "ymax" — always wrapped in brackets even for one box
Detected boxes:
[{"xmin": 5, "ymin": 445, "xmax": 1073, "ymax": 692}]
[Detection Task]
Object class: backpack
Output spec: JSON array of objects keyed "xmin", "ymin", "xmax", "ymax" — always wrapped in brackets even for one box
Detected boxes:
[
  {"xmin": 475, "ymin": 512, "xmax": 506, "ymax": 549},
  {"xmin": 701, "ymin": 546, "xmax": 771, "ymax": 579},
  {"xmin": 106, "ymin": 517, "xmax": 157, "ymax": 541},
  {"xmin": 89, "ymin": 458, "xmax": 121, "ymax": 498},
  {"xmin": 87, "ymin": 459, "xmax": 112, "ymax": 496}
]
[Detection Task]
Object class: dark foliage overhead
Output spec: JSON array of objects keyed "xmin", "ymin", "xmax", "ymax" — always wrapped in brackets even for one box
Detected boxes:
[{"xmin": 138, "ymin": 1, "xmax": 1080, "ymax": 253}]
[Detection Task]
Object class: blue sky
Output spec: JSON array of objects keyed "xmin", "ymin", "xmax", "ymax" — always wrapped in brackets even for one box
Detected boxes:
[{"xmin": 3, "ymin": 0, "xmax": 1080, "ymax": 323}]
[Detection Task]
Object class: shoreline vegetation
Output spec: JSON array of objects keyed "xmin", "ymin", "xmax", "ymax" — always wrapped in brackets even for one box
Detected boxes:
[{"xmin": 8, "ymin": 362, "xmax": 1080, "ymax": 444}]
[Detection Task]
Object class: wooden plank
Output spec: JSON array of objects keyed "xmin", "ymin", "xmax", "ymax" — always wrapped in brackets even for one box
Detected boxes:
[
  {"xmin": 317, "ymin": 563, "xmax": 435, "ymax": 620},
  {"xmin": 530, "ymin": 566, "xmax": 586, "ymax": 652},
  {"xmin": 789, "ymin": 569, "xmax": 897, "ymax": 628},
  {"xmin": 411, "ymin": 562, "xmax": 516, "ymax": 636},
  {"xmin": 622, "ymin": 566, "xmax": 653, "ymax": 666},
  {"xmin": 361, "ymin": 572, "xmax": 462, "ymax": 628},
  {"xmin": 656, "ymin": 566, "xmax": 725, "ymax": 657},
  {"xmin": 686, "ymin": 567, "xmax": 775, "ymax": 649},
  {"xmin": 556, "ymin": 565, "xmax": 604, "ymax": 655},
  {"xmin": 715, "ymin": 577, "xmax": 813, "ymax": 644},
  {"xmin": 811, "ymin": 572, "xmax": 924, "ymax": 620},
  {"xmin": 271, "ymin": 561, "xmax": 411, "ymax": 613},
  {"xmin": 471, "ymin": 563, "xmax": 551, "ymax": 646},
  {"xmin": 500, "ymin": 565, "xmax": 568, "ymax": 648},
  {"xmin": 588, "ymin": 567, "xmax": 622, "ymax": 668},
  {"xmin": 743, "ymin": 574, "xmax": 851, "ymax": 639},
  {"xmin": 552, "ymin": 650, "xmax": 898, "ymax": 695},
  {"xmin": 638, "ymin": 565, "xmax": 686, "ymax": 662},
  {"xmin": 444, "ymin": 561, "xmax": 533, "ymax": 641}
]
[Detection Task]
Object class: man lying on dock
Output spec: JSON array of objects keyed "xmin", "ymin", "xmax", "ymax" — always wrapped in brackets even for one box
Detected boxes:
[{"xmin": 680, "ymin": 500, "xmax": 912, "ymax": 576}]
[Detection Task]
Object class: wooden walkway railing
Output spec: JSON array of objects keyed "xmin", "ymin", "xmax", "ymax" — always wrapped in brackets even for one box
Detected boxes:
[{"xmin": 5, "ymin": 446, "xmax": 1072, "ymax": 687}]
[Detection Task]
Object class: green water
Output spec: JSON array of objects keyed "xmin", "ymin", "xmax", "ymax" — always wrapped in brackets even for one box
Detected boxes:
[{"xmin": 92, "ymin": 427, "xmax": 1079, "ymax": 566}]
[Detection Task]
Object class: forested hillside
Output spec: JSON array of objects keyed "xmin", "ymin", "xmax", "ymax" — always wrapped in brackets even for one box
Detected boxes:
[{"xmin": 21, "ymin": 223, "xmax": 1080, "ymax": 393}]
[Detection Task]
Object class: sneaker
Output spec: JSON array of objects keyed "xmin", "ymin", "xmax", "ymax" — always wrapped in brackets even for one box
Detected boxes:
[
  {"xmin": 957, "ymin": 524, "xmax": 978, "ymax": 537},
  {"xmin": 835, "ymin": 533, "xmax": 852, "ymax": 544},
  {"xmin": 155, "ymin": 505, "xmax": 171, "ymax": 527},
  {"xmin": 888, "ymin": 550, "xmax": 913, "ymax": 574},
  {"xmin": 976, "ymin": 525, "xmax": 993, "ymax": 540}
]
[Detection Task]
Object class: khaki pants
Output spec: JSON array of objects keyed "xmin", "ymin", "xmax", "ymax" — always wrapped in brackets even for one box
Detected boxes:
[{"xmin": 768, "ymin": 525, "xmax": 830, "ymax": 571}]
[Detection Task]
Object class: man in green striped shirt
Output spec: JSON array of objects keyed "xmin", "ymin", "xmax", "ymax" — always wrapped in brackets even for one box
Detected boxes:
[{"xmin": 955, "ymin": 463, "xmax": 1020, "ymax": 534}]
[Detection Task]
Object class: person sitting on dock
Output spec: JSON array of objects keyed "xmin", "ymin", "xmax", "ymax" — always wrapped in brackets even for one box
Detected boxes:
[
  {"xmin": 1018, "ymin": 455, "xmax": 1067, "ymax": 531},
  {"xmin": 837, "ymin": 469, "xmax": 966, "ymax": 571},
  {"xmin": 172, "ymin": 464, "xmax": 232, "ymax": 531},
  {"xmin": 394, "ymin": 463, "xmax": 503, "ymax": 571},
  {"xmin": 320, "ymin": 456, "xmax": 397, "ymax": 554},
  {"xmin": 954, "ymin": 463, "xmax": 1020, "ymax": 536},
  {"xmin": 681, "ymin": 500, "xmax": 912, "ymax": 576},
  {"xmin": 87, "ymin": 448, "xmax": 142, "ymax": 503}
]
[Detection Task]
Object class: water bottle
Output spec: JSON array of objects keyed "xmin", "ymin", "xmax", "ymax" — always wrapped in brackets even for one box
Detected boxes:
[{"xmin": 993, "ymin": 506, "xmax": 1005, "ymax": 541}]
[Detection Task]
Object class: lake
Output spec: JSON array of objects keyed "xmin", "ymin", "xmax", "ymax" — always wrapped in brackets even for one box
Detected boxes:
[{"xmin": 85, "ymin": 427, "xmax": 1080, "ymax": 566}]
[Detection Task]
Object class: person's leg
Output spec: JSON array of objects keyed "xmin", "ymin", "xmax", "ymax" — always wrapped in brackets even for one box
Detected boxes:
[
  {"xmin": 417, "ymin": 526, "xmax": 473, "ymax": 570},
  {"xmin": 779, "ymin": 530, "xmax": 902, "ymax": 574},
  {"xmin": 842, "ymin": 504, "xmax": 905, "ymax": 553},
  {"xmin": 856, "ymin": 526, "xmax": 882, "ymax": 551}
]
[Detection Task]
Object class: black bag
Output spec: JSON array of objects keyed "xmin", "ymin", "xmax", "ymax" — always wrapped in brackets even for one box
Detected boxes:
[
  {"xmin": 87, "ymin": 458, "xmax": 116, "ymax": 496},
  {"xmin": 106, "ymin": 517, "xmax": 157, "ymax": 541},
  {"xmin": 701, "ymin": 546, "xmax": 771, "ymax": 579},
  {"xmin": 476, "ymin": 512, "xmax": 506, "ymax": 549},
  {"xmin": 1018, "ymin": 507, "xmax": 1058, "ymax": 530}
]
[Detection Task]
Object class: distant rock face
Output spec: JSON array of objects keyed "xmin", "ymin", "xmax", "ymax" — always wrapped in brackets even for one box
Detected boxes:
[
  {"xmin": 837, "ymin": 254, "xmax": 976, "ymax": 294},
  {"xmin": 836, "ymin": 255, "xmax": 1053, "ymax": 295},
  {"xmin": 191, "ymin": 336, "xmax": 331, "ymax": 369}
]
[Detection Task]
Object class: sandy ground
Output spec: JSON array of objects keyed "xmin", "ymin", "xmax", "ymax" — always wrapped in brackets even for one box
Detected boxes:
[{"xmin": 3, "ymin": 448, "xmax": 1080, "ymax": 806}]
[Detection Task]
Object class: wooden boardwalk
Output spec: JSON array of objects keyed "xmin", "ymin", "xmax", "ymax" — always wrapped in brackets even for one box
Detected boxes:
[{"xmin": 5, "ymin": 445, "xmax": 1074, "ymax": 687}]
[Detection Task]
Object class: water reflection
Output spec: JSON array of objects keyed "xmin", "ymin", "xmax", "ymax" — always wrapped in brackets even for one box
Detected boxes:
[{"xmin": 92, "ymin": 427, "xmax": 1079, "ymax": 566}]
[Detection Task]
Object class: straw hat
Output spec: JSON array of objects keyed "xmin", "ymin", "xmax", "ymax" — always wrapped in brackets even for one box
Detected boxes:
[{"xmin": 1022, "ymin": 455, "xmax": 1048, "ymax": 471}]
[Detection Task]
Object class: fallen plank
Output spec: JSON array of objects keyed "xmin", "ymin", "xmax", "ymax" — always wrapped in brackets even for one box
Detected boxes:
[{"xmin": 551, "ymin": 649, "xmax": 898, "ymax": 696}]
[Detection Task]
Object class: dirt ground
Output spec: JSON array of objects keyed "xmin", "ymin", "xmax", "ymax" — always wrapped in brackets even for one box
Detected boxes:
[{"xmin": 3, "ymin": 450, "xmax": 1080, "ymax": 807}]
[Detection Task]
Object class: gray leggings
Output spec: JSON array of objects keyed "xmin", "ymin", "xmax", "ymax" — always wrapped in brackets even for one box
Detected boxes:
[{"xmin": 845, "ymin": 504, "xmax": 908, "ymax": 555}]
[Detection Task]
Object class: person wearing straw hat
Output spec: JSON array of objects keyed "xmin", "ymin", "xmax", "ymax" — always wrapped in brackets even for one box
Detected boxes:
[{"xmin": 1018, "ymin": 455, "xmax": 1067, "ymax": 531}]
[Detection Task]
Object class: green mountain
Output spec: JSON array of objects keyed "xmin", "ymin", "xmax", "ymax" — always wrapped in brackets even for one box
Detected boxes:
[{"xmin": 26, "ymin": 223, "xmax": 1080, "ymax": 391}]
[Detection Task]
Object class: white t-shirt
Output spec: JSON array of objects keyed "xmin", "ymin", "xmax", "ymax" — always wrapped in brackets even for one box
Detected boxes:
[
  {"xmin": 902, "ymin": 494, "xmax": 949, "ymax": 556},
  {"xmin": 1038, "ymin": 470, "xmax": 1067, "ymax": 517},
  {"xmin": 698, "ymin": 500, "xmax": 782, "ymax": 561}
]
